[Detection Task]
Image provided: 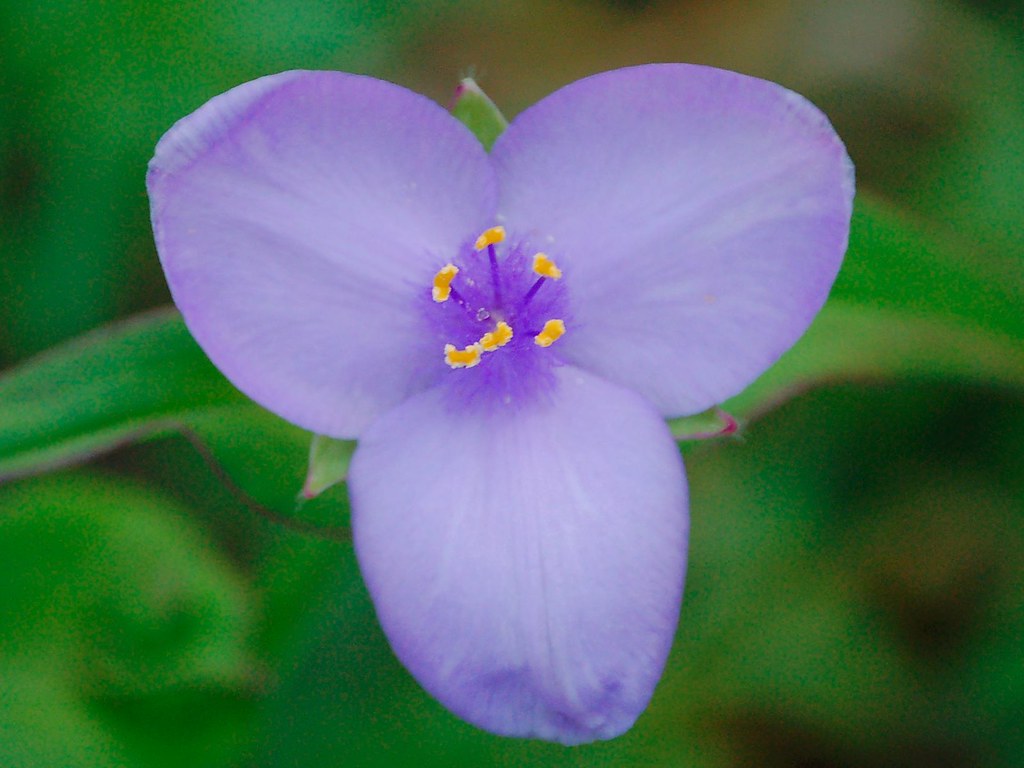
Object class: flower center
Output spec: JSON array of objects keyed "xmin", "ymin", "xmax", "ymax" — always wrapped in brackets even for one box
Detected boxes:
[{"xmin": 430, "ymin": 226, "xmax": 568, "ymax": 372}]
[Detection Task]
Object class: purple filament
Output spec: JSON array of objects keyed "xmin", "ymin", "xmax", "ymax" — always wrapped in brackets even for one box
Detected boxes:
[
  {"xmin": 488, "ymin": 243, "xmax": 503, "ymax": 308},
  {"xmin": 448, "ymin": 287, "xmax": 479, "ymax": 320},
  {"xmin": 520, "ymin": 276, "xmax": 546, "ymax": 308}
]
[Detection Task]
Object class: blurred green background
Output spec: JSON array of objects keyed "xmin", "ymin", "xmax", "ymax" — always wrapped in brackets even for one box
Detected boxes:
[{"xmin": 1, "ymin": 0, "xmax": 1023, "ymax": 765}]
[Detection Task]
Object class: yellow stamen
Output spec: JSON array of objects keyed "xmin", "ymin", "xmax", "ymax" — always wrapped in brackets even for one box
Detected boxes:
[
  {"xmin": 532, "ymin": 253, "xmax": 562, "ymax": 280},
  {"xmin": 444, "ymin": 342, "xmax": 483, "ymax": 369},
  {"xmin": 432, "ymin": 264, "xmax": 459, "ymax": 302},
  {"xmin": 474, "ymin": 226, "xmax": 506, "ymax": 251},
  {"xmin": 480, "ymin": 321, "xmax": 513, "ymax": 352},
  {"xmin": 534, "ymin": 319, "xmax": 566, "ymax": 348}
]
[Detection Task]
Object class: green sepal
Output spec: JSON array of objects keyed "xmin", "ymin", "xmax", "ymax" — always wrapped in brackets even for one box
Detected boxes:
[
  {"xmin": 450, "ymin": 77, "xmax": 508, "ymax": 151},
  {"xmin": 668, "ymin": 407, "xmax": 740, "ymax": 441},
  {"xmin": 301, "ymin": 434, "xmax": 356, "ymax": 500}
]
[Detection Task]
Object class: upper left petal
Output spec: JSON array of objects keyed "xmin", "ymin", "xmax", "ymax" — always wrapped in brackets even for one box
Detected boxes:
[
  {"xmin": 148, "ymin": 71, "xmax": 497, "ymax": 437},
  {"xmin": 349, "ymin": 366, "xmax": 688, "ymax": 744}
]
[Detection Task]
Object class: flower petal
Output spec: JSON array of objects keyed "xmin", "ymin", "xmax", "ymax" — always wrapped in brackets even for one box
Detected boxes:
[
  {"xmin": 349, "ymin": 366, "xmax": 688, "ymax": 744},
  {"xmin": 492, "ymin": 64, "xmax": 854, "ymax": 417},
  {"xmin": 149, "ymin": 71, "xmax": 497, "ymax": 437}
]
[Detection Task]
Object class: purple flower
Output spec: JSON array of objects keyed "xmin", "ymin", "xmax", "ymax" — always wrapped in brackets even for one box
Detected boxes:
[{"xmin": 147, "ymin": 65, "xmax": 853, "ymax": 744}]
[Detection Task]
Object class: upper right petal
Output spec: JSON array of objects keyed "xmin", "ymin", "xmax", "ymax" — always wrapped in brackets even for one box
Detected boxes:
[
  {"xmin": 148, "ymin": 71, "xmax": 497, "ymax": 438},
  {"xmin": 491, "ymin": 65, "xmax": 853, "ymax": 418}
]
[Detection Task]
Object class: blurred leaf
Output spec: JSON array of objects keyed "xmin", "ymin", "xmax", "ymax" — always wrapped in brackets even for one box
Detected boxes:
[
  {"xmin": 910, "ymin": 9, "xmax": 1024, "ymax": 258},
  {"xmin": 0, "ymin": 471, "xmax": 258, "ymax": 768},
  {"xmin": 834, "ymin": 196, "xmax": 1024, "ymax": 341},
  {"xmin": 1, "ymin": 662, "xmax": 130, "ymax": 768},
  {"xmin": 450, "ymin": 77, "xmax": 509, "ymax": 150}
]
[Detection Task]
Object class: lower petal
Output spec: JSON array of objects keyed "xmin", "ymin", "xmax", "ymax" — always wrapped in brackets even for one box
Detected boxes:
[{"xmin": 349, "ymin": 366, "xmax": 688, "ymax": 744}]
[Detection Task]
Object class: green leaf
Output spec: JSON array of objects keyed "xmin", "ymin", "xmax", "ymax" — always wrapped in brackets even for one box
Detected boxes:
[
  {"xmin": 0, "ymin": 306, "xmax": 351, "ymax": 539},
  {"xmin": 301, "ymin": 434, "xmax": 356, "ymax": 500},
  {"xmin": 450, "ymin": 77, "xmax": 508, "ymax": 151},
  {"xmin": 721, "ymin": 300, "xmax": 1024, "ymax": 424},
  {"xmin": 0, "ymin": 307, "xmax": 241, "ymax": 481}
]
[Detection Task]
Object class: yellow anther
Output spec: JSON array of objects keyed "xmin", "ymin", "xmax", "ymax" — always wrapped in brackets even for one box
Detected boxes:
[
  {"xmin": 474, "ymin": 226, "xmax": 506, "ymax": 251},
  {"xmin": 480, "ymin": 321, "xmax": 513, "ymax": 352},
  {"xmin": 534, "ymin": 319, "xmax": 566, "ymax": 348},
  {"xmin": 432, "ymin": 264, "xmax": 459, "ymax": 302},
  {"xmin": 532, "ymin": 253, "xmax": 562, "ymax": 280},
  {"xmin": 444, "ymin": 342, "xmax": 483, "ymax": 369}
]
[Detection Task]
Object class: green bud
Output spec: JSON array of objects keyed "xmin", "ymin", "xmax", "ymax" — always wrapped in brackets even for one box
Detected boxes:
[{"xmin": 450, "ymin": 77, "xmax": 508, "ymax": 152}]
